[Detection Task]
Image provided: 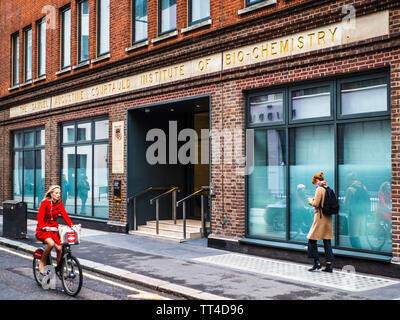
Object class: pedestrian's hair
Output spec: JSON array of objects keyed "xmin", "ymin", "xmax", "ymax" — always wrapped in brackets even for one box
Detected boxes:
[
  {"xmin": 42, "ymin": 185, "xmax": 61, "ymax": 202},
  {"xmin": 312, "ymin": 172, "xmax": 324, "ymax": 184}
]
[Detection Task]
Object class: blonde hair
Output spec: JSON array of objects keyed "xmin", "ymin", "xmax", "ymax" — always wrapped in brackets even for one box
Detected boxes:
[
  {"xmin": 42, "ymin": 185, "xmax": 61, "ymax": 202},
  {"xmin": 312, "ymin": 172, "xmax": 324, "ymax": 184}
]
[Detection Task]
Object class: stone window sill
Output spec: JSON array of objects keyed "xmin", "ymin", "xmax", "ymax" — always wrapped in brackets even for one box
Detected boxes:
[
  {"xmin": 151, "ymin": 30, "xmax": 178, "ymax": 44},
  {"xmin": 56, "ymin": 67, "xmax": 72, "ymax": 76},
  {"xmin": 72, "ymin": 60, "xmax": 91, "ymax": 70},
  {"xmin": 8, "ymin": 85, "xmax": 20, "ymax": 92},
  {"xmin": 20, "ymin": 80, "xmax": 32, "ymax": 88},
  {"xmin": 181, "ymin": 19, "xmax": 212, "ymax": 34},
  {"xmin": 91, "ymin": 53, "xmax": 111, "ymax": 64},
  {"xmin": 126, "ymin": 40, "xmax": 149, "ymax": 52},
  {"xmin": 33, "ymin": 75, "xmax": 46, "ymax": 83},
  {"xmin": 238, "ymin": 0, "xmax": 277, "ymax": 15}
]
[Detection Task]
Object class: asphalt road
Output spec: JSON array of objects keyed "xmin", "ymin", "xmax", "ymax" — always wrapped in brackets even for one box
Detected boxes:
[{"xmin": 0, "ymin": 244, "xmax": 184, "ymax": 301}]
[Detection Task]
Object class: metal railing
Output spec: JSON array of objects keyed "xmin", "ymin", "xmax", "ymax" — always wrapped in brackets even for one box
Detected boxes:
[
  {"xmin": 149, "ymin": 187, "xmax": 180, "ymax": 235},
  {"xmin": 176, "ymin": 186, "xmax": 210, "ymax": 240},
  {"xmin": 127, "ymin": 187, "xmax": 171, "ymax": 231}
]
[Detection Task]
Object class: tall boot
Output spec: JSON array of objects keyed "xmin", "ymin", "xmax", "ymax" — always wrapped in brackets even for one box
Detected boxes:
[{"xmin": 308, "ymin": 259, "xmax": 322, "ymax": 272}]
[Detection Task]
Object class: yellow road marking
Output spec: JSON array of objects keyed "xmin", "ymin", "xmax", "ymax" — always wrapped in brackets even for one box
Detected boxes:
[{"xmin": 0, "ymin": 245, "xmax": 170, "ymax": 300}]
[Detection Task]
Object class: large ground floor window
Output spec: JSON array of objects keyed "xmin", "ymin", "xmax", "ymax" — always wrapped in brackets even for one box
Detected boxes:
[
  {"xmin": 246, "ymin": 72, "xmax": 391, "ymax": 254},
  {"xmin": 61, "ymin": 117, "xmax": 109, "ymax": 219},
  {"xmin": 13, "ymin": 127, "xmax": 45, "ymax": 210}
]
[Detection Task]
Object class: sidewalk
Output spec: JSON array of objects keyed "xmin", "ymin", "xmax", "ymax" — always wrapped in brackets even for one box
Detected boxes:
[{"xmin": 1, "ymin": 216, "xmax": 400, "ymax": 300}]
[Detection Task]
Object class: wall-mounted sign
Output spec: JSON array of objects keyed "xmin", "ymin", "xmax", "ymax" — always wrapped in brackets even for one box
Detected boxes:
[
  {"xmin": 113, "ymin": 180, "xmax": 122, "ymax": 201},
  {"xmin": 9, "ymin": 11, "xmax": 388, "ymax": 118},
  {"xmin": 112, "ymin": 121, "xmax": 125, "ymax": 174}
]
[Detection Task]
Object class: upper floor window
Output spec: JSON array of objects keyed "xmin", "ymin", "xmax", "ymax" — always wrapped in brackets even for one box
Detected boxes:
[
  {"xmin": 97, "ymin": 0, "xmax": 110, "ymax": 56},
  {"xmin": 11, "ymin": 33, "xmax": 20, "ymax": 87},
  {"xmin": 61, "ymin": 5, "xmax": 71, "ymax": 69},
  {"xmin": 37, "ymin": 18, "xmax": 46, "ymax": 77},
  {"xmin": 78, "ymin": 0, "xmax": 90, "ymax": 63},
  {"xmin": 188, "ymin": 0, "xmax": 210, "ymax": 26},
  {"xmin": 24, "ymin": 27, "xmax": 32, "ymax": 82},
  {"xmin": 246, "ymin": 0, "xmax": 268, "ymax": 6},
  {"xmin": 132, "ymin": 0, "xmax": 148, "ymax": 43},
  {"xmin": 159, "ymin": 0, "xmax": 176, "ymax": 35}
]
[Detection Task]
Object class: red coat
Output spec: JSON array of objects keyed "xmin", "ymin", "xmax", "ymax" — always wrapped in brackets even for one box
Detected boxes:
[{"xmin": 35, "ymin": 199, "xmax": 73, "ymax": 245}]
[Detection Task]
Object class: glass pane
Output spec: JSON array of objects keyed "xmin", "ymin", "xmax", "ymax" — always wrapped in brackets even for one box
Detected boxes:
[
  {"xmin": 292, "ymin": 86, "xmax": 331, "ymax": 120},
  {"xmin": 77, "ymin": 122, "xmax": 91, "ymax": 141},
  {"xmin": 289, "ymin": 125, "xmax": 335, "ymax": 242},
  {"xmin": 35, "ymin": 150, "xmax": 45, "ymax": 209},
  {"xmin": 341, "ymin": 78, "xmax": 387, "ymax": 115},
  {"xmin": 13, "ymin": 35, "xmax": 20, "ymax": 86},
  {"xmin": 161, "ymin": 0, "xmax": 176, "ymax": 33},
  {"xmin": 77, "ymin": 145, "xmax": 92, "ymax": 216},
  {"xmin": 62, "ymin": 147, "xmax": 76, "ymax": 214},
  {"xmin": 135, "ymin": 0, "xmax": 148, "ymax": 42},
  {"xmin": 62, "ymin": 8, "xmax": 71, "ymax": 68},
  {"xmin": 93, "ymin": 144, "xmax": 109, "ymax": 218},
  {"xmin": 191, "ymin": 0, "xmax": 210, "ymax": 23},
  {"xmin": 95, "ymin": 119, "xmax": 109, "ymax": 140},
  {"xmin": 99, "ymin": 0, "xmax": 110, "ymax": 55},
  {"xmin": 338, "ymin": 120, "xmax": 391, "ymax": 253},
  {"xmin": 14, "ymin": 132, "xmax": 23, "ymax": 148},
  {"xmin": 39, "ymin": 20, "xmax": 46, "ymax": 76},
  {"xmin": 249, "ymin": 93, "xmax": 283, "ymax": 125},
  {"xmin": 25, "ymin": 28, "xmax": 32, "ymax": 81},
  {"xmin": 36, "ymin": 129, "xmax": 45, "ymax": 146},
  {"xmin": 63, "ymin": 124, "xmax": 75, "ymax": 143},
  {"xmin": 248, "ymin": 129, "xmax": 287, "ymax": 240},
  {"xmin": 24, "ymin": 131, "xmax": 34, "ymax": 147},
  {"xmin": 13, "ymin": 152, "xmax": 23, "ymax": 201},
  {"xmin": 23, "ymin": 150, "xmax": 35, "ymax": 209},
  {"xmin": 80, "ymin": 0, "xmax": 89, "ymax": 61}
]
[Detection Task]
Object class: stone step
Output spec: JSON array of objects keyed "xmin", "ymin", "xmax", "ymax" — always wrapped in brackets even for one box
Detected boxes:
[
  {"xmin": 137, "ymin": 225, "xmax": 202, "ymax": 240},
  {"xmin": 146, "ymin": 220, "xmax": 202, "ymax": 232},
  {"xmin": 128, "ymin": 230, "xmax": 185, "ymax": 242}
]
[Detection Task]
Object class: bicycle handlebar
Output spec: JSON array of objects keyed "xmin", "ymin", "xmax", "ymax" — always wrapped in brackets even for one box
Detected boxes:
[{"xmin": 41, "ymin": 227, "xmax": 59, "ymax": 232}]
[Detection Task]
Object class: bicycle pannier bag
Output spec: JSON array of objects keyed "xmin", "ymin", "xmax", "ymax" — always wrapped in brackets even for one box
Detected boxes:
[{"xmin": 59, "ymin": 224, "xmax": 81, "ymax": 245}]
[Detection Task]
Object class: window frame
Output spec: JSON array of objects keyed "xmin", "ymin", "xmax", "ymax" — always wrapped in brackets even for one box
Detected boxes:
[
  {"xmin": 336, "ymin": 72, "xmax": 391, "ymax": 120},
  {"xmin": 97, "ymin": 0, "xmax": 110, "ymax": 57},
  {"xmin": 158, "ymin": 0, "xmax": 177, "ymax": 36},
  {"xmin": 244, "ymin": 71, "xmax": 391, "ymax": 256},
  {"xmin": 11, "ymin": 32, "xmax": 20, "ymax": 87},
  {"xmin": 60, "ymin": 116, "xmax": 109, "ymax": 220},
  {"xmin": 245, "ymin": 0, "xmax": 267, "ymax": 7},
  {"xmin": 12, "ymin": 127, "xmax": 45, "ymax": 210},
  {"xmin": 23, "ymin": 26, "xmax": 32, "ymax": 82},
  {"xmin": 77, "ymin": 0, "xmax": 90, "ymax": 64},
  {"xmin": 188, "ymin": 0, "xmax": 210, "ymax": 27},
  {"xmin": 60, "ymin": 4, "xmax": 71, "ymax": 70},
  {"xmin": 131, "ymin": 0, "xmax": 148, "ymax": 44},
  {"xmin": 288, "ymin": 81, "xmax": 334, "ymax": 124},
  {"xmin": 37, "ymin": 17, "xmax": 46, "ymax": 77}
]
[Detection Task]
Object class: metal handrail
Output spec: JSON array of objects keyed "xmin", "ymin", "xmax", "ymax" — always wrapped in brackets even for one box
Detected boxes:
[
  {"xmin": 127, "ymin": 186, "xmax": 170, "ymax": 231},
  {"xmin": 149, "ymin": 187, "xmax": 180, "ymax": 204},
  {"xmin": 149, "ymin": 187, "xmax": 180, "ymax": 235},
  {"xmin": 176, "ymin": 186, "xmax": 210, "ymax": 240}
]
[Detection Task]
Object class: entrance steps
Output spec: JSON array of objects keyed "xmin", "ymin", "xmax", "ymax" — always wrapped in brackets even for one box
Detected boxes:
[{"xmin": 128, "ymin": 219, "xmax": 203, "ymax": 242}]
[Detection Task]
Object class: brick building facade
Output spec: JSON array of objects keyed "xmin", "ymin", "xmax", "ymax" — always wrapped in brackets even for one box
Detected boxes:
[{"xmin": 1, "ymin": 0, "xmax": 400, "ymax": 275}]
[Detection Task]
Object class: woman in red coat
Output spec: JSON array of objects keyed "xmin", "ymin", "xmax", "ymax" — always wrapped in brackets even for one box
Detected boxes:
[{"xmin": 36, "ymin": 185, "xmax": 74, "ymax": 274}]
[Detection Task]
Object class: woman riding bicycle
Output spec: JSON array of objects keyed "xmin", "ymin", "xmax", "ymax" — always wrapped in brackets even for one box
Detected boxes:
[{"xmin": 35, "ymin": 185, "xmax": 74, "ymax": 274}]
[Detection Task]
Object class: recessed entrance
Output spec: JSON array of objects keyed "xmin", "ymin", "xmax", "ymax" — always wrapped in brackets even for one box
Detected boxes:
[{"xmin": 127, "ymin": 95, "xmax": 211, "ymax": 240}]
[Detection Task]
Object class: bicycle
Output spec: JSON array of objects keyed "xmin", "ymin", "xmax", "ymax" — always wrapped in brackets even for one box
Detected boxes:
[{"xmin": 32, "ymin": 226, "xmax": 83, "ymax": 297}]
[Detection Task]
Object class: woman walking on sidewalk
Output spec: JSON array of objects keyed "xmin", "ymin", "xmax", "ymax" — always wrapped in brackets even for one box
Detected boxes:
[
  {"xmin": 35, "ymin": 185, "xmax": 74, "ymax": 274},
  {"xmin": 306, "ymin": 172, "xmax": 334, "ymax": 273}
]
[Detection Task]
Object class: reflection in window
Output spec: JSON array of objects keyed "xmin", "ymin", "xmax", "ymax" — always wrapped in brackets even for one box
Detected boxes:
[
  {"xmin": 12, "ymin": 33, "xmax": 20, "ymax": 86},
  {"xmin": 61, "ymin": 118, "xmax": 109, "ymax": 219},
  {"xmin": 292, "ymin": 86, "xmax": 331, "ymax": 120},
  {"xmin": 289, "ymin": 125, "xmax": 334, "ymax": 242},
  {"xmin": 338, "ymin": 120, "xmax": 391, "ymax": 253},
  {"xmin": 159, "ymin": 0, "xmax": 176, "ymax": 34},
  {"xmin": 98, "ymin": 0, "xmax": 110, "ymax": 56},
  {"xmin": 189, "ymin": 0, "xmax": 210, "ymax": 25},
  {"xmin": 341, "ymin": 78, "xmax": 387, "ymax": 115},
  {"xmin": 37, "ymin": 18, "xmax": 46, "ymax": 77},
  {"xmin": 248, "ymin": 129, "xmax": 286, "ymax": 240},
  {"xmin": 61, "ymin": 6, "xmax": 71, "ymax": 69},
  {"xmin": 249, "ymin": 93, "xmax": 283, "ymax": 125},
  {"xmin": 78, "ymin": 0, "xmax": 90, "ymax": 62},
  {"xmin": 12, "ymin": 128, "xmax": 45, "ymax": 209},
  {"xmin": 24, "ymin": 27, "xmax": 32, "ymax": 82},
  {"xmin": 133, "ymin": 0, "xmax": 147, "ymax": 43}
]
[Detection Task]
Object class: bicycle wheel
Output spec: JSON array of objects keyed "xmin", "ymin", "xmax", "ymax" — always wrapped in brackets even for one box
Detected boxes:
[
  {"xmin": 60, "ymin": 255, "xmax": 83, "ymax": 296},
  {"xmin": 33, "ymin": 255, "xmax": 53, "ymax": 286}
]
